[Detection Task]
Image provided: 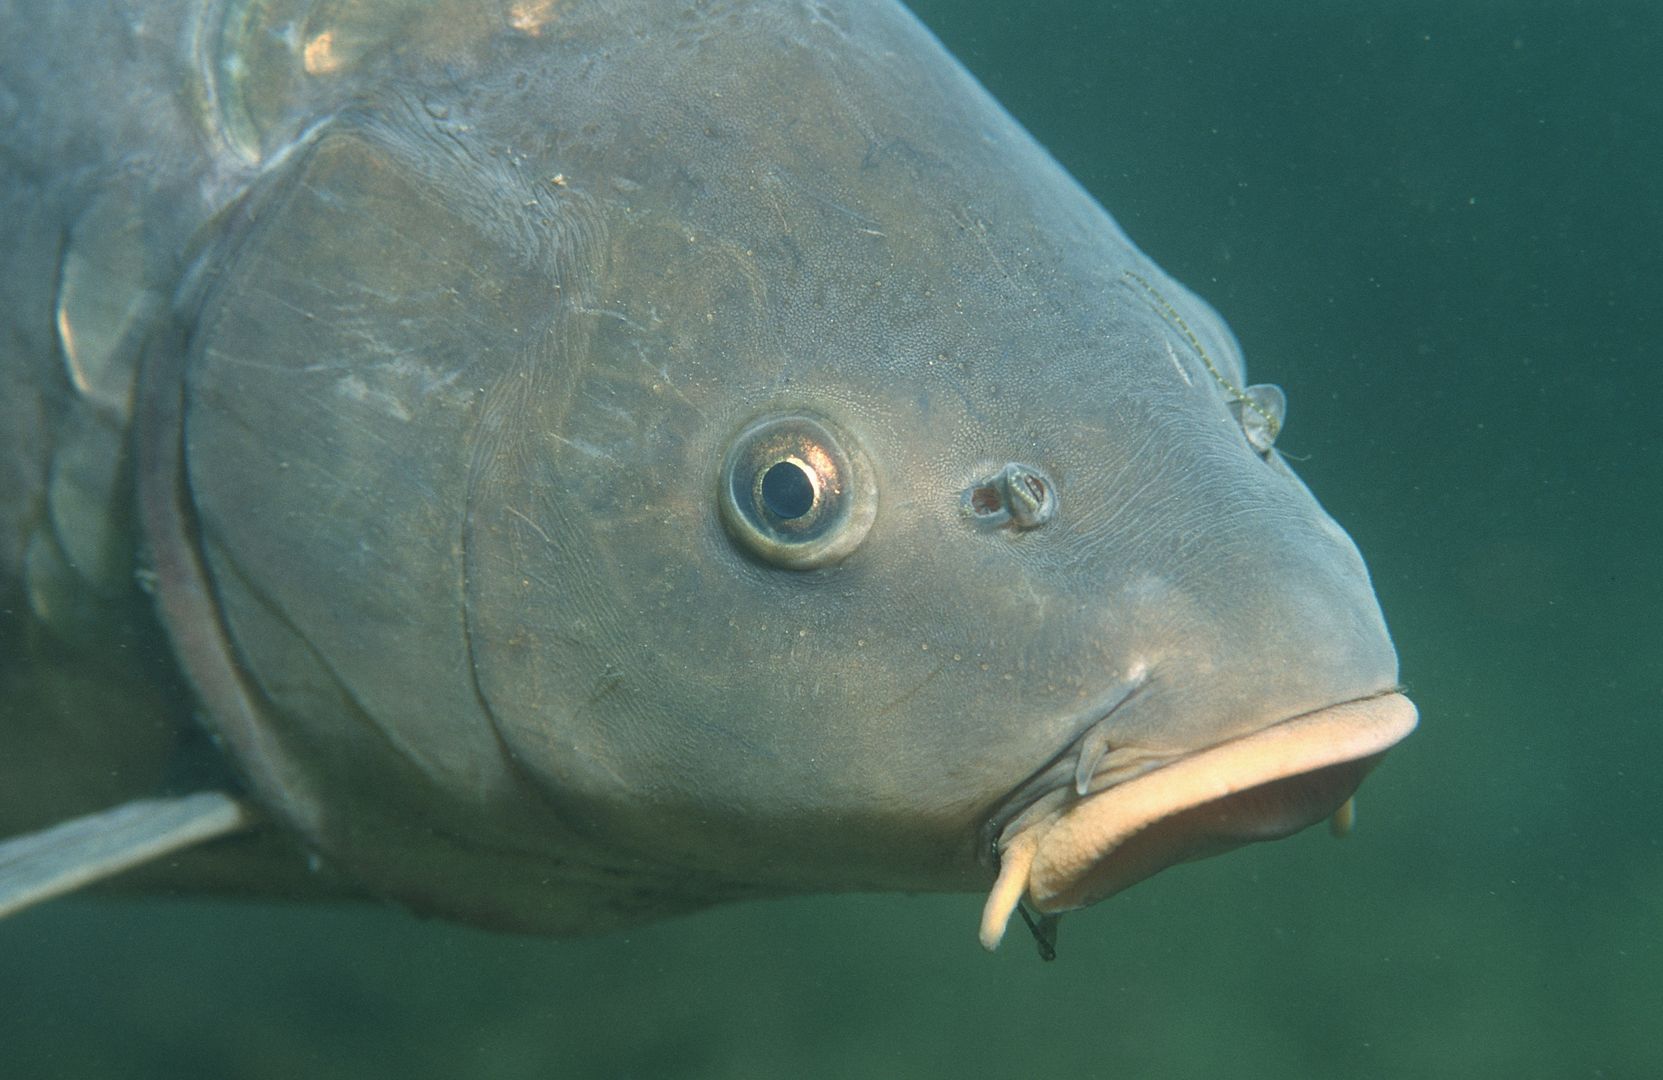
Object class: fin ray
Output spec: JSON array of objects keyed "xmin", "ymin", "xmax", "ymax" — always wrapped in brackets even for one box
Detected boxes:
[{"xmin": 0, "ymin": 791, "xmax": 256, "ymax": 918}]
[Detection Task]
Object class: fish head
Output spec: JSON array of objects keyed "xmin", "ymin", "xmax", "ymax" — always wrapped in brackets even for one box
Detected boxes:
[{"xmin": 168, "ymin": 1, "xmax": 1413, "ymax": 938}]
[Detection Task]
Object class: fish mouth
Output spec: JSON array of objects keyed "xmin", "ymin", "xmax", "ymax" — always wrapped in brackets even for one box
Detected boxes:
[{"xmin": 979, "ymin": 690, "xmax": 1418, "ymax": 950}]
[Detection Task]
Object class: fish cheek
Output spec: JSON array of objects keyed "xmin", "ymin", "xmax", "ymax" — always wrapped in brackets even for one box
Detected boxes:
[
  {"xmin": 458, "ymin": 211, "xmax": 770, "ymax": 830},
  {"xmin": 455, "ymin": 204, "xmax": 976, "ymax": 875}
]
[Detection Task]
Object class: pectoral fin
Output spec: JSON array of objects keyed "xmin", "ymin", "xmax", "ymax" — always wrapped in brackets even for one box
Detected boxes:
[{"xmin": 0, "ymin": 791, "xmax": 255, "ymax": 919}]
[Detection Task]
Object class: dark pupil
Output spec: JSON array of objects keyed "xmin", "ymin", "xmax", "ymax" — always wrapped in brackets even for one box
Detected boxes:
[{"xmin": 760, "ymin": 460, "xmax": 815, "ymax": 520}]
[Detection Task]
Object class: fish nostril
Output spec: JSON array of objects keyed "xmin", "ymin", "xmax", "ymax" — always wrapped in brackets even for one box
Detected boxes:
[
  {"xmin": 961, "ymin": 463, "xmax": 1056, "ymax": 530},
  {"xmin": 1006, "ymin": 468, "xmax": 1055, "ymax": 527}
]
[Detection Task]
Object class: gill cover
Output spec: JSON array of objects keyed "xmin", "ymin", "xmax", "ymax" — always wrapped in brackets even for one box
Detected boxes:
[{"xmin": 168, "ymin": 126, "xmax": 644, "ymax": 928}]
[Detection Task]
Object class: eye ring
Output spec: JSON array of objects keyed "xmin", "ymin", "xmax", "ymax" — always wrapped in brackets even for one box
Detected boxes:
[{"xmin": 719, "ymin": 412, "xmax": 876, "ymax": 569}]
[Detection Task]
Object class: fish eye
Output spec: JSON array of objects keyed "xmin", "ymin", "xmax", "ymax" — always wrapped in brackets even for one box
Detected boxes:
[{"xmin": 719, "ymin": 413, "xmax": 877, "ymax": 569}]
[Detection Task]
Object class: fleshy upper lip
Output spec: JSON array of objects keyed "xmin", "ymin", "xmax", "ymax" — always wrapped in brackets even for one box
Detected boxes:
[{"xmin": 978, "ymin": 689, "xmax": 1418, "ymax": 950}]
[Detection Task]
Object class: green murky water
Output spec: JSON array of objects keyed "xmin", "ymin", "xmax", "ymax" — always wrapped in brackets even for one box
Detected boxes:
[{"xmin": 3, "ymin": 2, "xmax": 1657, "ymax": 1076}]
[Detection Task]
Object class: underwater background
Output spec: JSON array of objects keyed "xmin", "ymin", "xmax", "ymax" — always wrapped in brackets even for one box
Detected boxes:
[{"xmin": 3, "ymin": 1, "xmax": 1657, "ymax": 1076}]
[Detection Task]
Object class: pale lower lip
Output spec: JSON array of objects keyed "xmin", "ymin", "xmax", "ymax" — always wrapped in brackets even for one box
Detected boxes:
[{"xmin": 979, "ymin": 690, "xmax": 1418, "ymax": 950}]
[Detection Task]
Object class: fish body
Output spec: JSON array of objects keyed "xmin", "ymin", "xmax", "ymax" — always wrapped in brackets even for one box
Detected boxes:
[{"xmin": 0, "ymin": 0, "xmax": 1413, "ymax": 947}]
